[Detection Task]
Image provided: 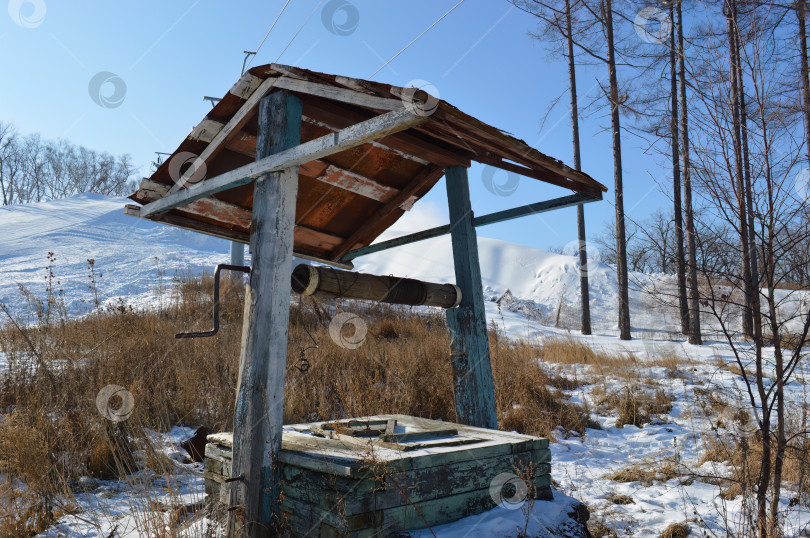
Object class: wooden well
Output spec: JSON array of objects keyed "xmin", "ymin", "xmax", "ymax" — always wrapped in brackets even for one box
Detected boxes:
[{"xmin": 204, "ymin": 414, "xmax": 551, "ymax": 537}]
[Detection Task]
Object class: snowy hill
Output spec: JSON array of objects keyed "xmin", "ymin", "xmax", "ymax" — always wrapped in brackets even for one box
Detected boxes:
[
  {"xmin": 0, "ymin": 194, "xmax": 671, "ymax": 336},
  {"xmin": 0, "ymin": 194, "xmax": 229, "ymax": 319}
]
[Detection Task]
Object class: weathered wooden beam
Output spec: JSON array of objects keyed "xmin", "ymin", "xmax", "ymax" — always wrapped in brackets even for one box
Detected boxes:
[
  {"xmin": 444, "ymin": 165, "xmax": 498, "ymax": 429},
  {"xmin": 126, "ymin": 203, "xmax": 353, "ymax": 269},
  {"xmin": 270, "ymin": 74, "xmax": 405, "ymax": 111},
  {"xmin": 473, "ymin": 152, "xmax": 604, "ymax": 200},
  {"xmin": 329, "ymin": 165, "xmax": 445, "ymax": 260},
  {"xmin": 133, "ymin": 179, "xmax": 252, "ymax": 228},
  {"xmin": 291, "ymin": 264, "xmax": 461, "ymax": 308},
  {"xmin": 125, "ymin": 203, "xmax": 249, "ymax": 244},
  {"xmin": 130, "ymin": 179, "xmax": 348, "ymax": 259},
  {"xmin": 302, "ymin": 115, "xmax": 430, "ymax": 165},
  {"xmin": 171, "ymin": 76, "xmax": 279, "ymax": 193},
  {"xmin": 301, "ymin": 100, "xmax": 468, "ymax": 168},
  {"xmin": 190, "ymin": 121, "xmax": 418, "ymax": 208},
  {"xmin": 311, "ymin": 162, "xmax": 402, "ymax": 203},
  {"xmin": 229, "ymin": 91, "xmax": 302, "ymax": 537},
  {"xmin": 140, "ymin": 107, "xmax": 428, "ymax": 218},
  {"xmin": 341, "ymin": 192, "xmax": 596, "ymax": 261},
  {"xmin": 189, "ymin": 104, "xmax": 425, "ymax": 165}
]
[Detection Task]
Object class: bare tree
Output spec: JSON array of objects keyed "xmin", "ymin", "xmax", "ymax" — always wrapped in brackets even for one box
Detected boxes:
[
  {"xmin": 677, "ymin": 0, "xmax": 703, "ymax": 345},
  {"xmin": 0, "ymin": 122, "xmax": 137, "ymax": 205},
  {"xmin": 566, "ymin": 0, "xmax": 594, "ymax": 335},
  {"xmin": 726, "ymin": 0, "xmax": 756, "ymax": 339},
  {"xmin": 669, "ymin": 0, "xmax": 691, "ymax": 336}
]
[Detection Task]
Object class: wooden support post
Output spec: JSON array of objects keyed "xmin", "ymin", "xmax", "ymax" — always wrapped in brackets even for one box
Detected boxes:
[
  {"xmin": 229, "ymin": 90, "xmax": 301, "ymax": 537},
  {"xmin": 444, "ymin": 165, "xmax": 498, "ymax": 429}
]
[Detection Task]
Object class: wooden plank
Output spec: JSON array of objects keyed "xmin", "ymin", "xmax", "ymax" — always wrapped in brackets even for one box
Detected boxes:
[
  {"xmin": 302, "ymin": 99, "xmax": 468, "ymax": 168},
  {"xmin": 316, "ymin": 163, "xmax": 402, "ymax": 203},
  {"xmin": 281, "ymin": 476, "xmax": 552, "ymax": 534},
  {"xmin": 229, "ymin": 90, "xmax": 302, "ymax": 537},
  {"xmin": 189, "ymin": 118, "xmax": 226, "ymax": 142},
  {"xmin": 330, "ymin": 165, "xmax": 444, "ymax": 260},
  {"xmin": 474, "ymin": 151, "xmax": 604, "ymax": 199},
  {"xmin": 134, "ymin": 179, "xmax": 252, "ymax": 227},
  {"xmin": 186, "ymin": 120, "xmax": 417, "ymax": 207},
  {"xmin": 334, "ymin": 75, "xmax": 382, "ymax": 95},
  {"xmin": 430, "ymin": 104, "xmax": 607, "ymax": 194},
  {"xmin": 229, "ymin": 73, "xmax": 264, "ymax": 99},
  {"xmin": 281, "ymin": 455, "xmax": 551, "ymax": 516},
  {"xmin": 302, "ymin": 114, "xmax": 430, "ymax": 165},
  {"xmin": 125, "ymin": 205, "xmax": 353, "ymax": 269},
  {"xmin": 139, "ymin": 108, "xmax": 428, "ymax": 218},
  {"xmin": 270, "ymin": 76, "xmax": 405, "ymax": 112},
  {"xmin": 130, "ymin": 179, "xmax": 345, "ymax": 254},
  {"xmin": 170, "ymin": 76, "xmax": 280, "ymax": 193},
  {"xmin": 444, "ymin": 166, "xmax": 498, "ymax": 430}
]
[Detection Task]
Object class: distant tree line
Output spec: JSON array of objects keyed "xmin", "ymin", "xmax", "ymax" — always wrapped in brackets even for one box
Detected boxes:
[
  {"xmin": 0, "ymin": 121, "xmax": 137, "ymax": 206},
  {"xmin": 590, "ymin": 208, "xmax": 810, "ymax": 287}
]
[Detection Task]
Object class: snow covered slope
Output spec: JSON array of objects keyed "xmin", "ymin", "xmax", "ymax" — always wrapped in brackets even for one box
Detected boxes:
[
  {"xmin": 0, "ymin": 194, "xmax": 230, "ymax": 318},
  {"xmin": 3, "ymin": 194, "xmax": 802, "ymax": 339},
  {"xmin": 0, "ymin": 194, "xmax": 652, "ymax": 335}
]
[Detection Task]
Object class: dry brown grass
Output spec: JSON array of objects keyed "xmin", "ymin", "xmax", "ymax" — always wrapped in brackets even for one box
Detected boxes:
[
  {"xmin": 698, "ymin": 428, "xmax": 810, "ymax": 498},
  {"xmin": 590, "ymin": 383, "xmax": 673, "ymax": 428},
  {"xmin": 605, "ymin": 493, "xmax": 634, "ymax": 505},
  {"xmin": 539, "ymin": 336, "xmax": 694, "ymax": 384},
  {"xmin": 711, "ymin": 356, "xmax": 760, "ymax": 380},
  {"xmin": 0, "ymin": 269, "xmax": 609, "ymax": 532},
  {"xmin": 659, "ymin": 522, "xmax": 690, "ymax": 538},
  {"xmin": 588, "ymin": 517, "xmax": 619, "ymax": 538},
  {"xmin": 606, "ymin": 456, "xmax": 682, "ymax": 486},
  {"xmin": 538, "ymin": 337, "xmax": 638, "ymax": 371}
]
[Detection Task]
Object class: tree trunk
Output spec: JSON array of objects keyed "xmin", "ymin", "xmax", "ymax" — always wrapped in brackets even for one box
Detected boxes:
[
  {"xmin": 566, "ymin": 0, "xmax": 592, "ymax": 336},
  {"xmin": 670, "ymin": 1, "xmax": 690, "ymax": 335},
  {"xmin": 677, "ymin": 0, "xmax": 702, "ymax": 345},
  {"xmin": 725, "ymin": 0, "xmax": 754, "ymax": 339},
  {"xmin": 605, "ymin": 0, "xmax": 631, "ymax": 340},
  {"xmin": 736, "ymin": 28, "xmax": 761, "ymax": 340},
  {"xmin": 799, "ymin": 1, "xmax": 810, "ymax": 168},
  {"xmin": 756, "ymin": 83, "xmax": 784, "ymax": 538}
]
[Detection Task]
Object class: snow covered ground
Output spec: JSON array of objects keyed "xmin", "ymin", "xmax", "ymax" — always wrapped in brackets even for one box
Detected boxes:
[
  {"xmin": 1, "ymin": 195, "xmax": 809, "ymax": 536},
  {"xmin": 0, "ymin": 193, "xmax": 230, "ymax": 320}
]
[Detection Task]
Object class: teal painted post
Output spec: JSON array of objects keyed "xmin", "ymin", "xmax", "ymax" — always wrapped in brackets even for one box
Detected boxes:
[
  {"xmin": 229, "ymin": 90, "xmax": 302, "ymax": 537},
  {"xmin": 444, "ymin": 165, "xmax": 498, "ymax": 429}
]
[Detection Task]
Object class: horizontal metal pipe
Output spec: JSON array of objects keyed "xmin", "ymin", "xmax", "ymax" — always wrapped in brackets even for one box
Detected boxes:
[{"xmin": 340, "ymin": 192, "xmax": 597, "ymax": 261}]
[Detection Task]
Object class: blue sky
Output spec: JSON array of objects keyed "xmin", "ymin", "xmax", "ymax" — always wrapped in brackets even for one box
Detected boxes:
[{"xmin": 0, "ymin": 0, "xmax": 671, "ymax": 253}]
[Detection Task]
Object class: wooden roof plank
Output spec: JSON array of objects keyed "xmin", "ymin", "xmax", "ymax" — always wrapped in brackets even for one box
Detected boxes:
[
  {"xmin": 186, "ymin": 124, "xmax": 413, "ymax": 206},
  {"xmin": 171, "ymin": 76, "xmax": 279, "ymax": 192},
  {"xmin": 272, "ymin": 77, "xmax": 405, "ymax": 112},
  {"xmin": 330, "ymin": 165, "xmax": 445, "ymax": 260},
  {"xmin": 302, "ymin": 98, "xmax": 469, "ymax": 168},
  {"xmin": 139, "ymin": 107, "xmax": 429, "ymax": 218},
  {"xmin": 184, "ymin": 122, "xmax": 416, "ymax": 211}
]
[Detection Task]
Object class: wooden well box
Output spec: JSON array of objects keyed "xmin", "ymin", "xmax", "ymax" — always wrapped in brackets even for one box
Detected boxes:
[{"xmin": 204, "ymin": 414, "xmax": 551, "ymax": 537}]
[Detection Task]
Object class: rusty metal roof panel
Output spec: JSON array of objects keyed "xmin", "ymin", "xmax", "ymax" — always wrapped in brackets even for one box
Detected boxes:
[{"xmin": 129, "ymin": 64, "xmax": 606, "ymax": 266}]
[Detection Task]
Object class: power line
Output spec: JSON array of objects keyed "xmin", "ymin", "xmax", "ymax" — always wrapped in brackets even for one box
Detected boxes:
[
  {"xmin": 368, "ymin": 0, "xmax": 467, "ymax": 80},
  {"xmin": 275, "ymin": 0, "xmax": 324, "ymax": 62},
  {"xmin": 244, "ymin": 0, "xmax": 293, "ymax": 72}
]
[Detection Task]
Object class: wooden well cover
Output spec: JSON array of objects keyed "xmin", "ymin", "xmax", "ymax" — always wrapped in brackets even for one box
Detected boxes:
[{"xmin": 129, "ymin": 64, "xmax": 606, "ymax": 267}]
